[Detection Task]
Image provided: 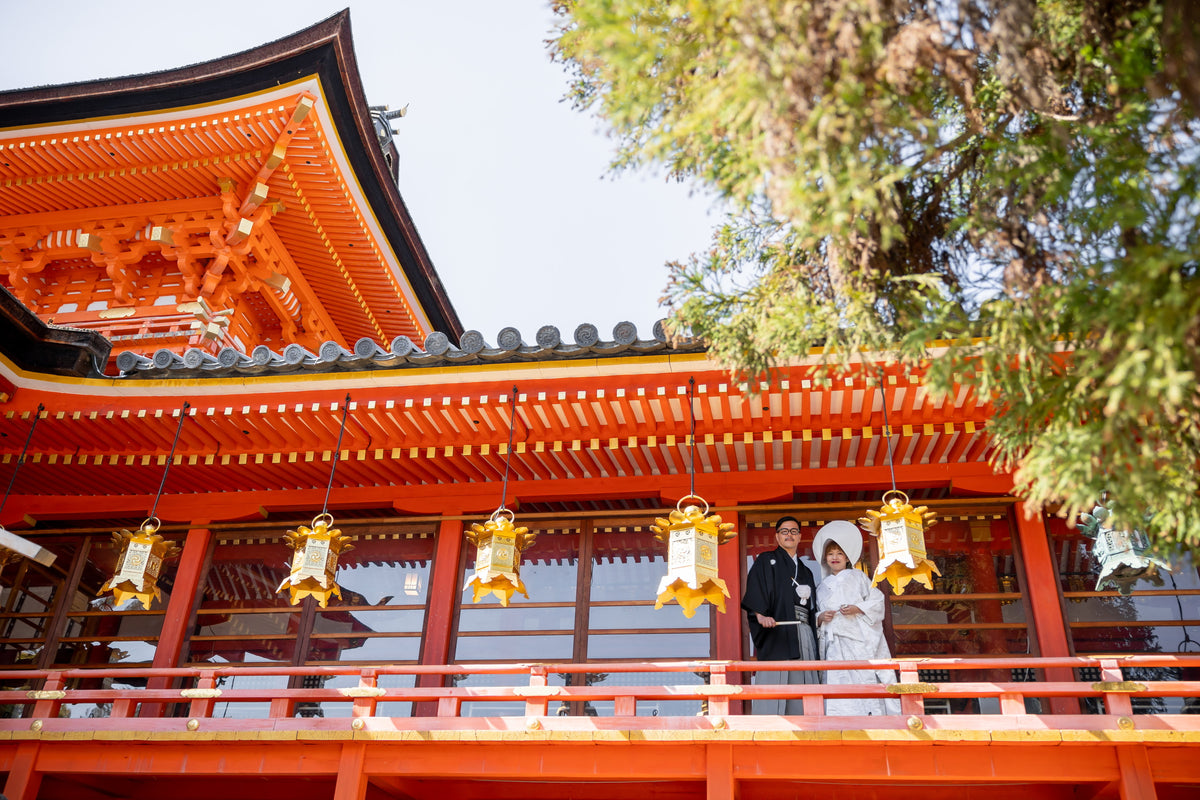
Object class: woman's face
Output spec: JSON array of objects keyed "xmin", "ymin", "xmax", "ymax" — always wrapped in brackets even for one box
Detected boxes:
[{"xmin": 825, "ymin": 543, "xmax": 848, "ymax": 574}]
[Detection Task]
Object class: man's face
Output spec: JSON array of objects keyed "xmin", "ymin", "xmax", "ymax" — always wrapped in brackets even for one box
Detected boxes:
[{"xmin": 775, "ymin": 523, "xmax": 801, "ymax": 553}]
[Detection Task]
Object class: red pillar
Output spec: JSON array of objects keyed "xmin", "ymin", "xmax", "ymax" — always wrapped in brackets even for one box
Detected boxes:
[
  {"xmin": 141, "ymin": 525, "xmax": 212, "ymax": 717},
  {"xmin": 1013, "ymin": 503, "xmax": 1078, "ymax": 714},
  {"xmin": 3, "ymin": 742, "xmax": 42, "ymax": 800},
  {"xmin": 1116, "ymin": 744, "xmax": 1158, "ymax": 800},
  {"xmin": 333, "ymin": 742, "xmax": 369, "ymax": 800},
  {"xmin": 712, "ymin": 504, "xmax": 743, "ymax": 662},
  {"xmin": 154, "ymin": 525, "xmax": 212, "ymax": 667},
  {"xmin": 713, "ymin": 505, "xmax": 744, "ymax": 715},
  {"xmin": 416, "ymin": 516, "xmax": 464, "ymax": 714},
  {"xmin": 706, "ymin": 742, "xmax": 737, "ymax": 800}
]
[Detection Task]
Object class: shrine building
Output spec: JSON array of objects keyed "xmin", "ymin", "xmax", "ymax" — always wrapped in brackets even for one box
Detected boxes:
[{"xmin": 0, "ymin": 10, "xmax": 1196, "ymax": 800}]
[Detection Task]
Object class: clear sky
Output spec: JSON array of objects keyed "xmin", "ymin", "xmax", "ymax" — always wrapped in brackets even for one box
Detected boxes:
[{"xmin": 0, "ymin": 0, "xmax": 719, "ymax": 345}]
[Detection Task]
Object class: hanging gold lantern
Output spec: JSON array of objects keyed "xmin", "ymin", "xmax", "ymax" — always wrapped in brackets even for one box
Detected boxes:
[
  {"xmin": 858, "ymin": 489, "xmax": 939, "ymax": 595},
  {"xmin": 276, "ymin": 513, "xmax": 355, "ymax": 608},
  {"xmin": 99, "ymin": 518, "xmax": 180, "ymax": 608},
  {"xmin": 463, "ymin": 508, "xmax": 537, "ymax": 606},
  {"xmin": 651, "ymin": 496, "xmax": 737, "ymax": 618}
]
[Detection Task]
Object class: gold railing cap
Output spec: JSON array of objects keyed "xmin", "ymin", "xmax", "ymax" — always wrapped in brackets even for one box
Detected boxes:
[
  {"xmin": 887, "ymin": 683, "xmax": 939, "ymax": 694},
  {"xmin": 1092, "ymin": 681, "xmax": 1147, "ymax": 693}
]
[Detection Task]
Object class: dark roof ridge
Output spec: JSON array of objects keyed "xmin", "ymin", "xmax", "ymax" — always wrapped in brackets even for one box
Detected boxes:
[
  {"xmin": 114, "ymin": 320, "xmax": 706, "ymax": 379},
  {"xmin": 0, "ymin": 285, "xmax": 110, "ymax": 378},
  {"xmin": 0, "ymin": 10, "xmax": 351, "ymax": 109}
]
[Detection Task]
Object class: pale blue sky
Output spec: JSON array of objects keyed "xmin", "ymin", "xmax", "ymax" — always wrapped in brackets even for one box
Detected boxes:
[{"xmin": 0, "ymin": 0, "xmax": 719, "ymax": 344}]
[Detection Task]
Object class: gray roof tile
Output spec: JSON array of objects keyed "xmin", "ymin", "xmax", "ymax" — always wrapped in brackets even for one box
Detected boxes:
[{"xmin": 114, "ymin": 320, "xmax": 702, "ymax": 379}]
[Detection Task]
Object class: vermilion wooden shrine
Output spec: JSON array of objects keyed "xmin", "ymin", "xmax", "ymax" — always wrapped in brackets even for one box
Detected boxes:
[{"xmin": 0, "ymin": 11, "xmax": 1196, "ymax": 800}]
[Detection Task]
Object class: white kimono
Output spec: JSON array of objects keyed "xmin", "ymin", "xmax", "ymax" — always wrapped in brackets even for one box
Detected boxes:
[{"xmin": 816, "ymin": 567, "xmax": 900, "ymax": 716}]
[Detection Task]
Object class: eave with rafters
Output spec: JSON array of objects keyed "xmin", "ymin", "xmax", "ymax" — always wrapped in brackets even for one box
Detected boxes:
[
  {"xmin": 0, "ymin": 12, "xmax": 460, "ymax": 367},
  {"xmin": 0, "ymin": 343, "xmax": 1004, "ymax": 528}
]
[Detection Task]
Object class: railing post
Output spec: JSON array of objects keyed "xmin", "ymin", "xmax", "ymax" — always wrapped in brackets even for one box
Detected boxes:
[
  {"xmin": 269, "ymin": 694, "xmax": 295, "ymax": 719},
  {"xmin": 613, "ymin": 694, "xmax": 637, "ymax": 716},
  {"xmin": 1098, "ymin": 658, "xmax": 1135, "ymax": 717},
  {"xmin": 111, "ymin": 693, "xmax": 137, "ymax": 719},
  {"xmin": 998, "ymin": 691, "xmax": 1026, "ymax": 716},
  {"xmin": 437, "ymin": 669, "xmax": 461, "ymax": 717},
  {"xmin": 708, "ymin": 664, "xmax": 730, "ymax": 717},
  {"xmin": 897, "ymin": 667, "xmax": 925, "ymax": 716},
  {"xmin": 29, "ymin": 673, "xmax": 65, "ymax": 719},
  {"xmin": 186, "ymin": 671, "xmax": 219, "ymax": 718},
  {"xmin": 524, "ymin": 665, "xmax": 549, "ymax": 717},
  {"xmin": 351, "ymin": 669, "xmax": 380, "ymax": 720}
]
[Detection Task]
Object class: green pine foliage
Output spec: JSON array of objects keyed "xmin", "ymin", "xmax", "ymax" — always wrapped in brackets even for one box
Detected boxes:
[{"xmin": 552, "ymin": 0, "xmax": 1200, "ymax": 550}]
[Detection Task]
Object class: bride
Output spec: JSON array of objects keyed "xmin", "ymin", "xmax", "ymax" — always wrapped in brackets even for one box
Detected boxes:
[{"xmin": 813, "ymin": 521, "xmax": 900, "ymax": 716}]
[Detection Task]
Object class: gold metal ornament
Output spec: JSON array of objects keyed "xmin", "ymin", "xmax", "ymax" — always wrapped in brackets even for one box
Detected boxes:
[
  {"xmin": 99, "ymin": 518, "xmax": 180, "ymax": 608},
  {"xmin": 858, "ymin": 490, "xmax": 939, "ymax": 595},
  {"xmin": 463, "ymin": 508, "xmax": 537, "ymax": 606},
  {"xmin": 1078, "ymin": 500, "xmax": 1171, "ymax": 595},
  {"xmin": 651, "ymin": 496, "xmax": 737, "ymax": 618},
  {"xmin": 276, "ymin": 513, "xmax": 355, "ymax": 608}
]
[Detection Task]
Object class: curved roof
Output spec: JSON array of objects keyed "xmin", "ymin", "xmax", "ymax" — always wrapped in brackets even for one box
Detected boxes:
[{"xmin": 0, "ymin": 10, "xmax": 462, "ymax": 348}]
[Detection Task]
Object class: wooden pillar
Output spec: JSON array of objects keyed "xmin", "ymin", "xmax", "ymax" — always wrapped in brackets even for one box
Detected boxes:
[
  {"xmin": 1013, "ymin": 503, "xmax": 1078, "ymax": 714},
  {"xmin": 713, "ymin": 504, "xmax": 743, "ymax": 662},
  {"xmin": 37, "ymin": 537, "xmax": 92, "ymax": 671},
  {"xmin": 416, "ymin": 516, "xmax": 463, "ymax": 715},
  {"xmin": 3, "ymin": 742, "xmax": 42, "ymax": 800},
  {"xmin": 154, "ymin": 525, "xmax": 212, "ymax": 667},
  {"xmin": 333, "ymin": 742, "xmax": 369, "ymax": 800},
  {"xmin": 966, "ymin": 528, "xmax": 1008, "ymax": 688},
  {"xmin": 706, "ymin": 742, "xmax": 737, "ymax": 800},
  {"xmin": 1116, "ymin": 745, "xmax": 1158, "ymax": 800},
  {"xmin": 141, "ymin": 525, "xmax": 212, "ymax": 717},
  {"xmin": 713, "ymin": 505, "xmax": 744, "ymax": 715}
]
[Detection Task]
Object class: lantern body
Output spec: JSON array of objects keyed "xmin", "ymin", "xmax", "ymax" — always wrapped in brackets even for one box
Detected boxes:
[
  {"xmin": 464, "ymin": 510, "xmax": 536, "ymax": 606},
  {"xmin": 651, "ymin": 501, "xmax": 736, "ymax": 618},
  {"xmin": 99, "ymin": 522, "xmax": 179, "ymax": 609},
  {"xmin": 859, "ymin": 491, "xmax": 939, "ymax": 595},
  {"xmin": 1079, "ymin": 503, "xmax": 1171, "ymax": 595},
  {"xmin": 276, "ymin": 515, "xmax": 355, "ymax": 608}
]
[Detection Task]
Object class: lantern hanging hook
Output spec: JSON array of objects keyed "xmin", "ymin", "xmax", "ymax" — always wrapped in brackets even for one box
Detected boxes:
[
  {"xmin": 319, "ymin": 394, "xmax": 352, "ymax": 522},
  {"xmin": 675, "ymin": 494, "xmax": 709, "ymax": 516},
  {"xmin": 144, "ymin": 402, "xmax": 190, "ymax": 530},
  {"xmin": 687, "ymin": 376, "xmax": 696, "ymax": 499},
  {"xmin": 877, "ymin": 370, "xmax": 898, "ymax": 493},
  {"xmin": 0, "ymin": 403, "xmax": 44, "ymax": 520},
  {"xmin": 497, "ymin": 386, "xmax": 519, "ymax": 513}
]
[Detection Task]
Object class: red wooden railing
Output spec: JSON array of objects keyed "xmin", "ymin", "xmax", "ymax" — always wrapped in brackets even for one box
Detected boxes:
[{"xmin": 0, "ymin": 655, "xmax": 1197, "ymax": 734}]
